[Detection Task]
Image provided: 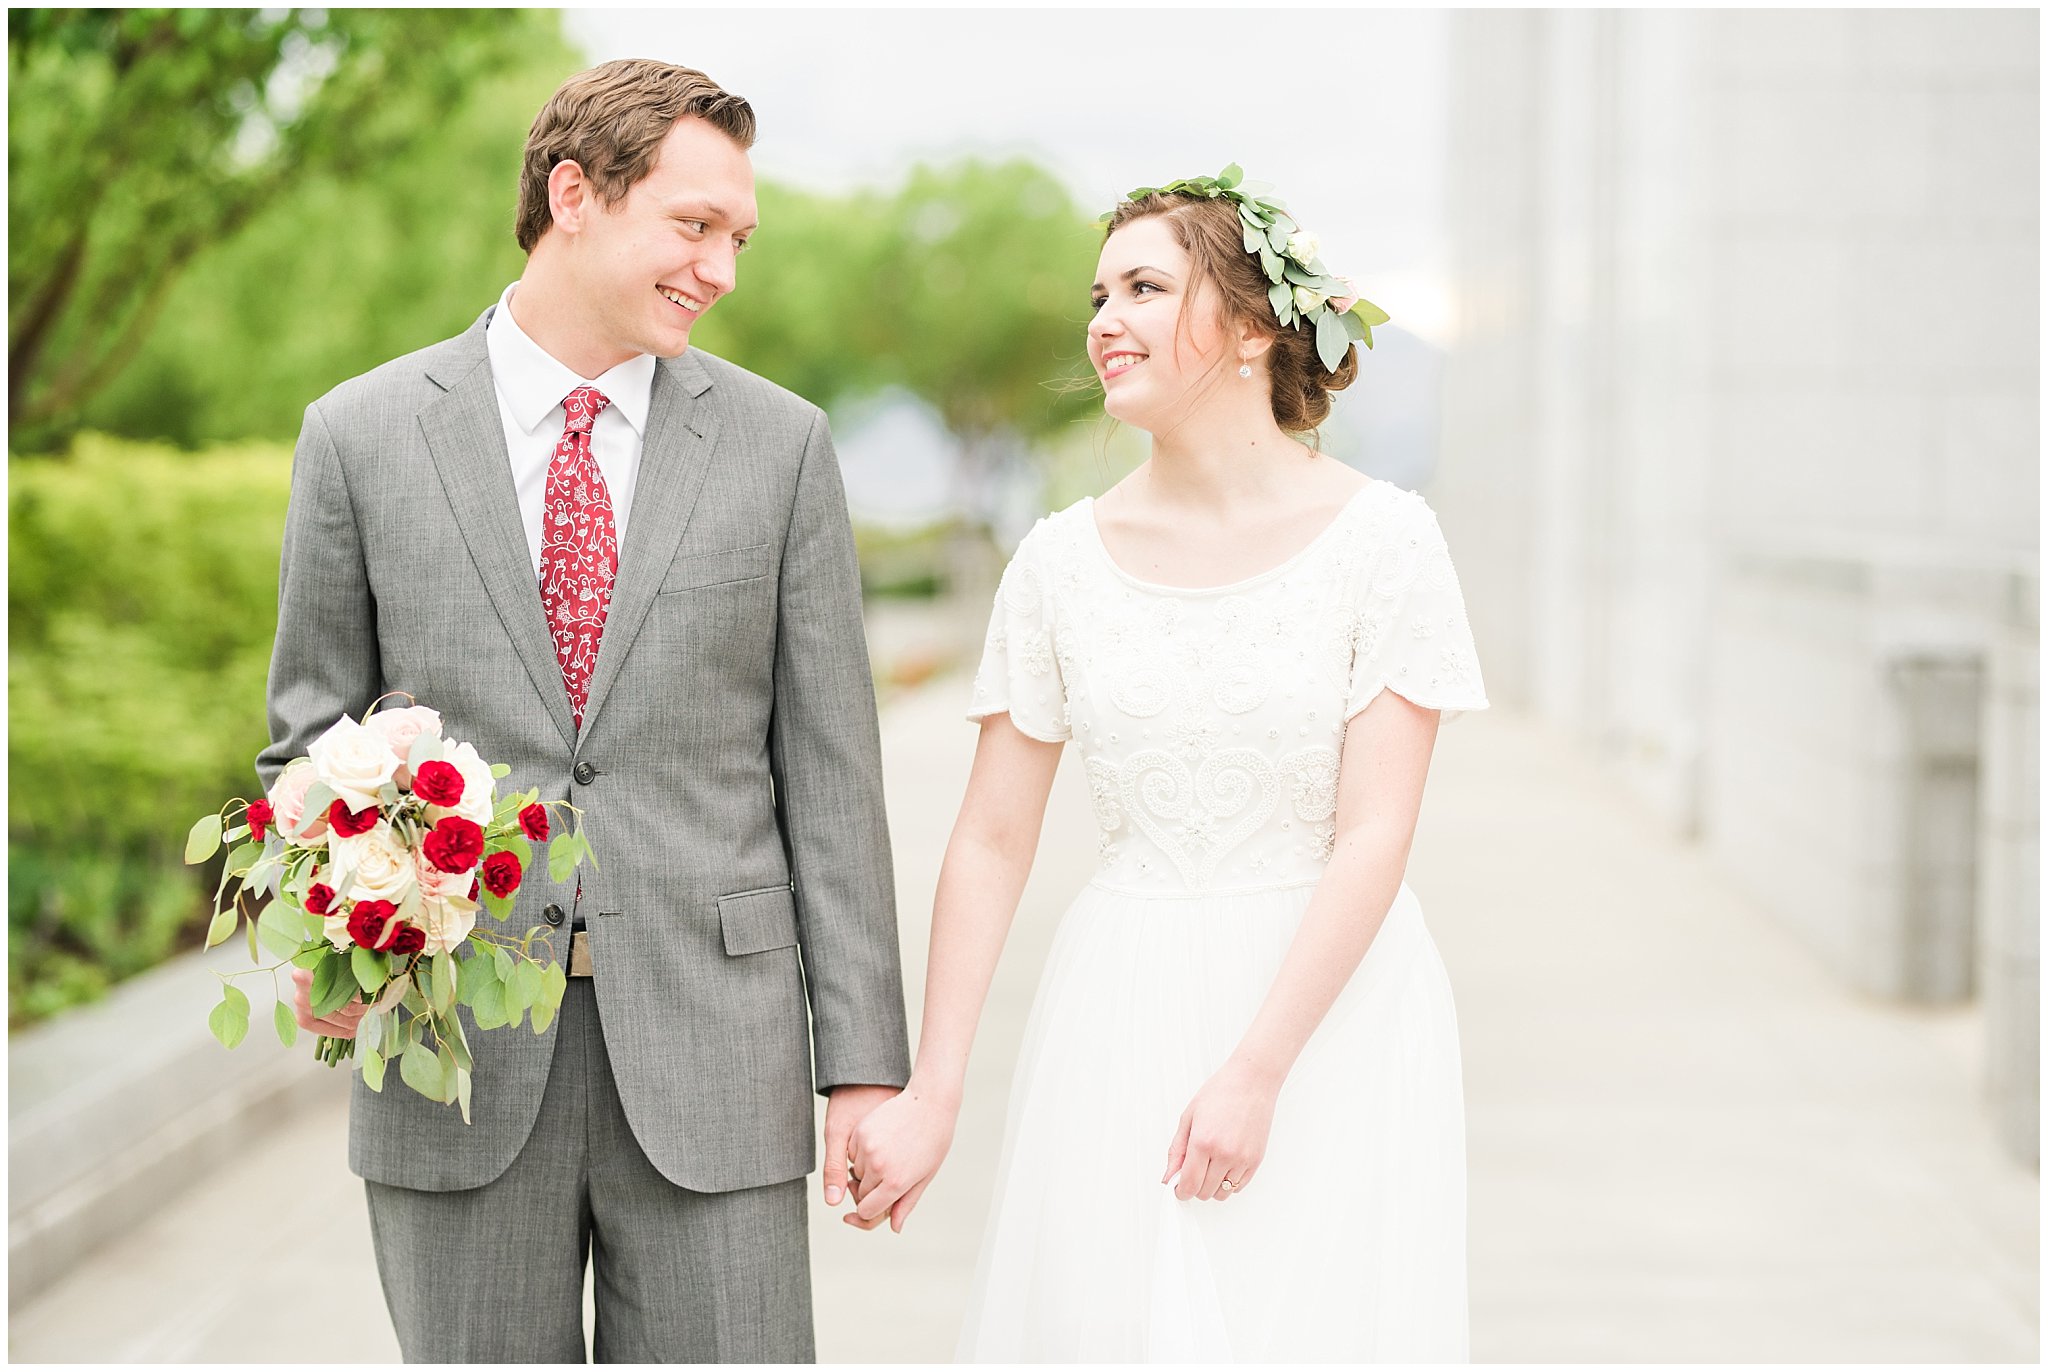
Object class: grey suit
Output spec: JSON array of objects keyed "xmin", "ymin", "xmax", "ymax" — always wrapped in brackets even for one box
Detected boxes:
[{"xmin": 258, "ymin": 306, "xmax": 910, "ymax": 1360}]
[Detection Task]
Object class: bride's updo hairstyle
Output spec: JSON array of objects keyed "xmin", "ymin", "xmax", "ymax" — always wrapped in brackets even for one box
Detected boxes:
[{"xmin": 1104, "ymin": 193, "xmax": 1360, "ymax": 435}]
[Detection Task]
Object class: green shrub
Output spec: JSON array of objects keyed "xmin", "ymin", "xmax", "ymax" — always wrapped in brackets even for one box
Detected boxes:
[{"xmin": 9, "ymin": 435, "xmax": 289, "ymax": 1025}]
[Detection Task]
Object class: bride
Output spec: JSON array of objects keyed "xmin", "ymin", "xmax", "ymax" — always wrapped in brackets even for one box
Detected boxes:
[{"xmin": 839, "ymin": 168, "xmax": 1488, "ymax": 1362}]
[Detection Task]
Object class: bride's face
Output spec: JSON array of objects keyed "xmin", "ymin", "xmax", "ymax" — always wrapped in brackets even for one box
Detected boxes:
[{"xmin": 1088, "ymin": 217, "xmax": 1232, "ymax": 431}]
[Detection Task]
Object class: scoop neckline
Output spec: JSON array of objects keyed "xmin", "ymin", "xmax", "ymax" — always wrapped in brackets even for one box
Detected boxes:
[{"xmin": 1082, "ymin": 480, "xmax": 1383, "ymax": 595}]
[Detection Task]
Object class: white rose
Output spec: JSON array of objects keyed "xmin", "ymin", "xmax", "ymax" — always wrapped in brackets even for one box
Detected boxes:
[
  {"xmin": 308, "ymin": 716, "xmax": 400, "ymax": 813},
  {"xmin": 365, "ymin": 705, "xmax": 443, "ymax": 785},
  {"xmin": 1285, "ymin": 229, "xmax": 1320, "ymax": 265},
  {"xmin": 412, "ymin": 736, "xmax": 495, "ymax": 826},
  {"xmin": 414, "ymin": 887, "xmax": 478, "ymax": 958},
  {"xmin": 328, "ymin": 822, "xmax": 418, "ymax": 906},
  {"xmin": 1293, "ymin": 284, "xmax": 1327, "ymax": 314},
  {"xmin": 267, "ymin": 756, "xmax": 329, "ymax": 847}
]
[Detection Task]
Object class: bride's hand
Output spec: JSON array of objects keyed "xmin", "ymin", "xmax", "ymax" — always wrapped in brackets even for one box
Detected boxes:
[
  {"xmin": 844, "ymin": 1081, "xmax": 960, "ymax": 1233},
  {"xmin": 1163, "ymin": 1062, "xmax": 1279, "ymax": 1201}
]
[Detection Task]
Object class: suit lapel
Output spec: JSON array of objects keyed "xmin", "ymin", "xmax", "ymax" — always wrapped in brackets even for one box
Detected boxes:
[
  {"xmin": 419, "ymin": 324, "xmax": 581, "ymax": 751},
  {"xmin": 575, "ymin": 351, "xmax": 720, "ymax": 744}
]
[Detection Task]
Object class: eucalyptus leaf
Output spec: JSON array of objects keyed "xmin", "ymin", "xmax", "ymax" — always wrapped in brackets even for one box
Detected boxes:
[
  {"xmin": 310, "ymin": 952, "xmax": 354, "ymax": 1019},
  {"xmin": 351, "ymin": 944, "xmax": 387, "ymax": 994},
  {"xmin": 361, "ymin": 1005, "xmax": 385, "ymax": 1055},
  {"xmin": 430, "ymin": 953, "xmax": 456, "ymax": 1015},
  {"xmin": 245, "ymin": 910, "xmax": 260, "ymax": 964},
  {"xmin": 273, "ymin": 999, "xmax": 299, "ymax": 1047},
  {"xmin": 1259, "ymin": 246, "xmax": 1282, "ymax": 284},
  {"xmin": 446, "ymin": 1022, "xmax": 473, "ymax": 1073},
  {"xmin": 471, "ymin": 979, "xmax": 508, "ymax": 1030},
  {"xmin": 1315, "ymin": 309, "xmax": 1349, "ymax": 372},
  {"xmin": 493, "ymin": 945, "xmax": 514, "ymax": 980},
  {"xmin": 456, "ymin": 1068, "xmax": 472, "ymax": 1125},
  {"xmin": 1341, "ymin": 310, "xmax": 1368, "ymax": 343},
  {"xmin": 1351, "ymin": 297, "xmax": 1391, "ymax": 326},
  {"xmin": 530, "ymin": 987, "xmax": 557, "ymax": 1035},
  {"xmin": 512, "ymin": 957, "xmax": 544, "ymax": 1011},
  {"xmin": 547, "ymin": 834, "xmax": 578, "ymax": 883},
  {"xmin": 361, "ymin": 1044, "xmax": 386, "ymax": 1092},
  {"xmin": 208, "ymin": 985, "xmax": 250, "ymax": 1050},
  {"xmin": 435, "ymin": 1044, "xmax": 460, "ymax": 1103},
  {"xmin": 1241, "ymin": 226, "xmax": 1263, "ymax": 255},
  {"xmin": 224, "ymin": 841, "xmax": 263, "ymax": 879},
  {"xmin": 1265, "ymin": 223, "xmax": 1290, "ymax": 256},
  {"xmin": 206, "ymin": 907, "xmax": 239, "ymax": 949},
  {"xmin": 301, "ymin": 782, "xmax": 337, "ymax": 823},
  {"xmin": 257, "ymin": 901, "xmax": 304, "ymax": 960},
  {"xmin": 1216, "ymin": 162, "xmax": 1243, "ymax": 189},
  {"xmin": 185, "ymin": 813, "xmax": 223, "ymax": 865},
  {"xmin": 399, "ymin": 1042, "xmax": 442, "ymax": 1101},
  {"xmin": 490, "ymin": 762, "xmax": 511, "ymax": 779}
]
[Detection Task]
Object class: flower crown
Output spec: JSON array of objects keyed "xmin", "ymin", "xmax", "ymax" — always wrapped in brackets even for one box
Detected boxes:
[{"xmin": 1100, "ymin": 163, "xmax": 1390, "ymax": 373}]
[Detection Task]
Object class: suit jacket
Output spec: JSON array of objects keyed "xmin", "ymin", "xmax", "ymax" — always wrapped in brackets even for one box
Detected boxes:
[{"xmin": 257, "ymin": 306, "xmax": 911, "ymax": 1193}]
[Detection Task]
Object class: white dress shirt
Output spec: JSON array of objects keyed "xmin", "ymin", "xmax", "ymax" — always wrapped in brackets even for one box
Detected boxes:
[{"xmin": 484, "ymin": 280, "xmax": 658, "ymax": 580}]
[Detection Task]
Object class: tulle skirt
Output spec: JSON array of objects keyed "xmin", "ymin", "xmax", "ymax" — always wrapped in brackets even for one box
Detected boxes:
[{"xmin": 956, "ymin": 877, "xmax": 1469, "ymax": 1363}]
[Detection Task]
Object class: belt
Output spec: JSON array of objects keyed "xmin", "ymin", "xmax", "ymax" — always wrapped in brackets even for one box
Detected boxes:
[{"xmin": 567, "ymin": 929, "xmax": 594, "ymax": 978}]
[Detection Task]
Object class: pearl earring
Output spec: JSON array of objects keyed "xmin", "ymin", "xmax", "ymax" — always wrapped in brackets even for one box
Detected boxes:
[{"xmin": 1238, "ymin": 363, "xmax": 1252, "ymax": 378}]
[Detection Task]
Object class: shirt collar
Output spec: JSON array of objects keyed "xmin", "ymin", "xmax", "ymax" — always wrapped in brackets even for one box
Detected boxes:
[{"xmin": 485, "ymin": 280, "xmax": 656, "ymax": 438}]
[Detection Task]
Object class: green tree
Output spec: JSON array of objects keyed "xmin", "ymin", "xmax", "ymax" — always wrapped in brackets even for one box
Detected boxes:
[{"xmin": 8, "ymin": 7, "xmax": 562, "ymax": 449}]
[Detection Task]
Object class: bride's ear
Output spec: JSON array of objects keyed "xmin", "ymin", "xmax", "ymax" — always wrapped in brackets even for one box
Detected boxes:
[{"xmin": 1237, "ymin": 323, "xmax": 1277, "ymax": 368}]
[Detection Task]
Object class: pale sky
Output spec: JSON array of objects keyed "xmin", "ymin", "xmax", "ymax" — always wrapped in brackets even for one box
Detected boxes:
[{"xmin": 563, "ymin": 8, "xmax": 1455, "ymax": 344}]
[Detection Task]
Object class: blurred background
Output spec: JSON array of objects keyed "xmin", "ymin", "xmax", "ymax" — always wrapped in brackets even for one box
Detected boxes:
[{"xmin": 8, "ymin": 7, "xmax": 2038, "ymax": 1363}]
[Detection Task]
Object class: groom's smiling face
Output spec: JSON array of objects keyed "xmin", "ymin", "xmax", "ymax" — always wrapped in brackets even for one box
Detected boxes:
[{"xmin": 584, "ymin": 115, "xmax": 758, "ymax": 360}]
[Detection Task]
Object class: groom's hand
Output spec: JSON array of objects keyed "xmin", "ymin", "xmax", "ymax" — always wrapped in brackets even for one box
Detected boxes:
[{"xmin": 822, "ymin": 1083, "xmax": 897, "ymax": 1209}]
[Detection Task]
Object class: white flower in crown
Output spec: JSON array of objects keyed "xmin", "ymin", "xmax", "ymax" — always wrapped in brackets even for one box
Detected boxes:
[
  {"xmin": 1285, "ymin": 229, "xmax": 1321, "ymax": 265},
  {"xmin": 1293, "ymin": 285, "xmax": 1327, "ymax": 314}
]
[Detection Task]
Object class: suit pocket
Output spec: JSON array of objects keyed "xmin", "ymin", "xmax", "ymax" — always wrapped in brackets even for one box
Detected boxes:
[
  {"xmin": 659, "ymin": 542, "xmax": 773, "ymax": 594},
  {"xmin": 718, "ymin": 884, "xmax": 798, "ymax": 956}
]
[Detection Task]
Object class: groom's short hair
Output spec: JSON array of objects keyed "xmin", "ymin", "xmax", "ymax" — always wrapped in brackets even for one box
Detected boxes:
[{"xmin": 516, "ymin": 59, "xmax": 756, "ymax": 252}]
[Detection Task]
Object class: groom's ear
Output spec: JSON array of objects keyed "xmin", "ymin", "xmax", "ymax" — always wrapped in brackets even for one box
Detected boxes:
[{"xmin": 545, "ymin": 159, "xmax": 596, "ymax": 238}]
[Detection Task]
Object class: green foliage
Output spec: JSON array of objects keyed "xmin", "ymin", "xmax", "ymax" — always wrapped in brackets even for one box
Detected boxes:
[
  {"xmin": 8, "ymin": 8, "xmax": 570, "ymax": 449},
  {"xmin": 9, "ymin": 435, "xmax": 289, "ymax": 1024}
]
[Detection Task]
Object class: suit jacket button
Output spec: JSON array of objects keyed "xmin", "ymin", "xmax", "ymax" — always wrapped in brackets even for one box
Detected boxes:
[
  {"xmin": 573, "ymin": 761, "xmax": 598, "ymax": 785},
  {"xmin": 542, "ymin": 904, "xmax": 566, "ymax": 927}
]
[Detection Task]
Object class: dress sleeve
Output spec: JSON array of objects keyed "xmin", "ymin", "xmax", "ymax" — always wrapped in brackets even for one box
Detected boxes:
[
  {"xmin": 966, "ymin": 526, "xmax": 1072, "ymax": 742},
  {"xmin": 1345, "ymin": 497, "xmax": 1490, "ymax": 723}
]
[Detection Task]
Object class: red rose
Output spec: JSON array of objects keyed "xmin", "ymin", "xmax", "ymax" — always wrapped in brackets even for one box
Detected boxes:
[
  {"xmin": 480, "ymin": 851, "xmax": 523, "ymax": 899},
  {"xmin": 346, "ymin": 899, "xmax": 400, "ymax": 951},
  {"xmin": 386, "ymin": 924, "xmax": 427, "ymax": 958},
  {"xmin": 518, "ymin": 803, "xmax": 550, "ymax": 842},
  {"xmin": 304, "ymin": 883, "xmax": 337, "ymax": 916},
  {"xmin": 411, "ymin": 760, "xmax": 465, "ymax": 808},
  {"xmin": 246, "ymin": 799, "xmax": 275, "ymax": 841},
  {"xmin": 328, "ymin": 799, "xmax": 380, "ymax": 838},
  {"xmin": 468, "ymin": 876, "xmax": 479, "ymax": 901},
  {"xmin": 422, "ymin": 816, "xmax": 485, "ymax": 874}
]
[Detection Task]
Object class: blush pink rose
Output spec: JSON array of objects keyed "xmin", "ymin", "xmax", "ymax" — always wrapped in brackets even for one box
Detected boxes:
[{"xmin": 267, "ymin": 757, "xmax": 329, "ymax": 846}]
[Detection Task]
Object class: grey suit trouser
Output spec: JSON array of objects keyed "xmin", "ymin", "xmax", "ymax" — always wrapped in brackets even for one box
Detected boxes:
[{"xmin": 364, "ymin": 980, "xmax": 814, "ymax": 1363}]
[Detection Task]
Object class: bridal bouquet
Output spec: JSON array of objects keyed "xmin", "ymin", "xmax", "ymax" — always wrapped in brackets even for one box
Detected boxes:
[{"xmin": 185, "ymin": 696, "xmax": 595, "ymax": 1122}]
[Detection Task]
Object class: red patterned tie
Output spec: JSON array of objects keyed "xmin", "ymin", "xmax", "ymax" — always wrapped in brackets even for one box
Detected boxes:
[{"xmin": 538, "ymin": 386, "xmax": 616, "ymax": 730}]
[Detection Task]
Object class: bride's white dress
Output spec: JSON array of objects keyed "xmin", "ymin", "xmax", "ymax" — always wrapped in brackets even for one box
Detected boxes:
[{"xmin": 956, "ymin": 479, "xmax": 1488, "ymax": 1362}]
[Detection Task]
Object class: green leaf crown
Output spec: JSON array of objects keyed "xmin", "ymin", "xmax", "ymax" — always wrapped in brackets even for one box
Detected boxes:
[{"xmin": 1099, "ymin": 163, "xmax": 1392, "ymax": 373}]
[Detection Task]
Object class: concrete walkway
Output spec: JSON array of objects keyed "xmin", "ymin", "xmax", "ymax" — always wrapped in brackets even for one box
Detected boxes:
[{"xmin": 9, "ymin": 680, "xmax": 2036, "ymax": 1362}]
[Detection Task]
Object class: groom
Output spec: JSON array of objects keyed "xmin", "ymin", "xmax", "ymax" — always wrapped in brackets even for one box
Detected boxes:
[{"xmin": 260, "ymin": 60, "xmax": 909, "ymax": 1361}]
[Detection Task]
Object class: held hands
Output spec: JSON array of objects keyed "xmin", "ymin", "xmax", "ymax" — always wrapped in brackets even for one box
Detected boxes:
[
  {"xmin": 830, "ymin": 1081, "xmax": 959, "ymax": 1234},
  {"xmin": 289, "ymin": 966, "xmax": 368, "ymax": 1039},
  {"xmin": 1164, "ymin": 1061, "xmax": 1280, "ymax": 1202}
]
